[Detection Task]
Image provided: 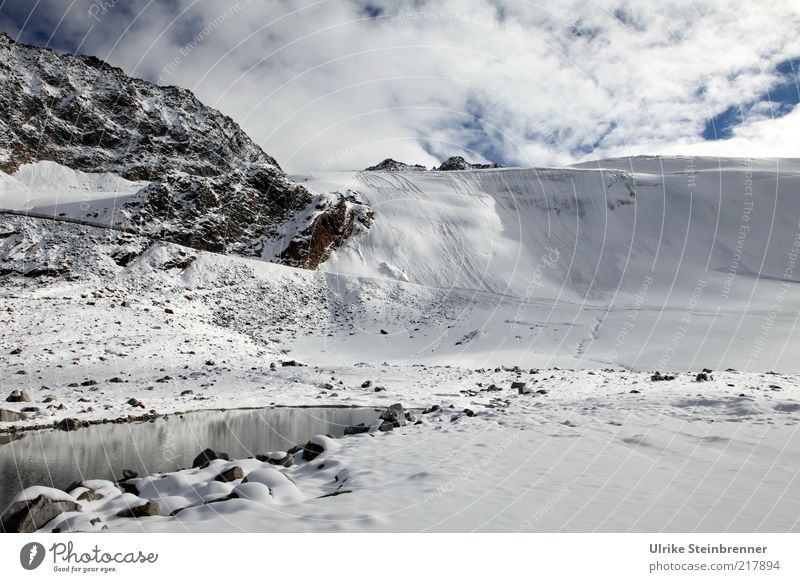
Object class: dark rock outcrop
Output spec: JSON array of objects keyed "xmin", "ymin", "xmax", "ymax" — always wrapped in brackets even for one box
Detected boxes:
[
  {"xmin": 279, "ymin": 192, "xmax": 373, "ymax": 269},
  {"xmin": 0, "ymin": 32, "xmax": 277, "ymax": 177},
  {"xmin": 435, "ymin": 156, "xmax": 502, "ymax": 171},
  {"xmin": 364, "ymin": 158, "xmax": 427, "ymax": 172}
]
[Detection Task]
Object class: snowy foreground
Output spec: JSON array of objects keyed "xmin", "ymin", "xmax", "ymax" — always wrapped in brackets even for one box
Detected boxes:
[
  {"xmin": 2, "ymin": 369, "xmax": 800, "ymax": 532},
  {"xmin": 2, "ymin": 156, "xmax": 800, "ymax": 531}
]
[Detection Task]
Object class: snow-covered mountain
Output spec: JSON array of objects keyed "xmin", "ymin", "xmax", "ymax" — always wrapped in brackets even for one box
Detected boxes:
[
  {"xmin": 0, "ymin": 33, "xmax": 369, "ymax": 265},
  {"xmin": 0, "ymin": 31, "xmax": 276, "ymax": 178}
]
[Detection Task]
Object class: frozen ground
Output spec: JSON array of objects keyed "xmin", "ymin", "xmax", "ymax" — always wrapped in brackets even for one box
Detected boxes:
[{"xmin": 2, "ymin": 156, "xmax": 800, "ymax": 531}]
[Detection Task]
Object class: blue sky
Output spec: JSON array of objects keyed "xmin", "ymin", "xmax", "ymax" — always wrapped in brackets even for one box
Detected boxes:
[{"xmin": 1, "ymin": 0, "xmax": 798, "ymax": 171}]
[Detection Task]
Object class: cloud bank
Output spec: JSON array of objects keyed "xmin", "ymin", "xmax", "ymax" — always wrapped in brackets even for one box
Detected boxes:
[{"xmin": 1, "ymin": 0, "xmax": 798, "ymax": 171}]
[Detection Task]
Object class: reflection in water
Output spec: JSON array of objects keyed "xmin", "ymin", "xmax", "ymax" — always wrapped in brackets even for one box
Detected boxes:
[{"xmin": 0, "ymin": 407, "xmax": 379, "ymax": 510}]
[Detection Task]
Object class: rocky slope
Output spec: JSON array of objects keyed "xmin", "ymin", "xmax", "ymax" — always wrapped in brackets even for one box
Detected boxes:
[
  {"xmin": 0, "ymin": 32, "xmax": 276, "ymax": 178},
  {"xmin": 363, "ymin": 159, "xmax": 427, "ymax": 172},
  {"xmin": 435, "ymin": 156, "xmax": 502, "ymax": 171},
  {"xmin": 0, "ymin": 32, "xmax": 369, "ymax": 268}
]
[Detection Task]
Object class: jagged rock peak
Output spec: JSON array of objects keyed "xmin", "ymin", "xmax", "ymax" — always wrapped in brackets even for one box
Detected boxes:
[
  {"xmin": 364, "ymin": 159, "xmax": 428, "ymax": 172},
  {"xmin": 435, "ymin": 156, "xmax": 502, "ymax": 171},
  {"xmin": 0, "ymin": 32, "xmax": 279, "ymax": 178}
]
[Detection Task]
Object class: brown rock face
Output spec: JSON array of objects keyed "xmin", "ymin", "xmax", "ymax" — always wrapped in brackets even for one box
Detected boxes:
[{"xmin": 280, "ymin": 193, "xmax": 373, "ymax": 269}]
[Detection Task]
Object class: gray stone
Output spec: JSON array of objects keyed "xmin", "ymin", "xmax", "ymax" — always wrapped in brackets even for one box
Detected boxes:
[
  {"xmin": 214, "ymin": 466, "xmax": 244, "ymax": 482},
  {"xmin": 116, "ymin": 501, "xmax": 159, "ymax": 519},
  {"xmin": 5, "ymin": 389, "xmax": 31, "ymax": 403},
  {"xmin": 379, "ymin": 403, "xmax": 407, "ymax": 427},
  {"xmin": 344, "ymin": 423, "xmax": 369, "ymax": 436},
  {"xmin": 1, "ymin": 494, "xmax": 81, "ymax": 533}
]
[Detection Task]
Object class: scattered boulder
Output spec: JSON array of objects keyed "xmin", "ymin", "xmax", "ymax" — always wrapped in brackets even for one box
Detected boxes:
[
  {"xmin": 422, "ymin": 404, "xmax": 440, "ymax": 414},
  {"xmin": 121, "ymin": 469, "xmax": 138, "ymax": 480},
  {"xmin": 255, "ymin": 452, "xmax": 294, "ymax": 467},
  {"xmin": 192, "ymin": 448, "xmax": 229, "ymax": 469},
  {"xmin": 379, "ymin": 329, "xmax": 389, "ymax": 335},
  {"xmin": 379, "ymin": 403, "xmax": 407, "ymax": 427},
  {"xmin": 0, "ymin": 492, "xmax": 82, "ymax": 533},
  {"xmin": 463, "ymin": 409, "xmax": 476, "ymax": 417},
  {"xmin": 215, "ymin": 466, "xmax": 244, "ymax": 483},
  {"xmin": 108, "ymin": 377, "xmax": 124, "ymax": 383},
  {"xmin": 302, "ymin": 441, "xmax": 325, "ymax": 461},
  {"xmin": 374, "ymin": 386, "xmax": 386, "ymax": 392},
  {"xmin": 180, "ymin": 390, "xmax": 194, "ymax": 396},
  {"xmin": 512, "ymin": 382, "xmax": 531, "ymax": 394},
  {"xmin": 696, "ymin": 372, "xmax": 711, "ymax": 382},
  {"xmin": 344, "ymin": 423, "xmax": 369, "ymax": 436},
  {"xmin": 77, "ymin": 489, "xmax": 104, "ymax": 502},
  {"xmin": 651, "ymin": 372, "xmax": 676, "ymax": 382},
  {"xmin": 80, "ymin": 380, "xmax": 98, "ymax": 386},
  {"xmin": 126, "ymin": 398, "xmax": 145, "ymax": 409},
  {"xmin": 361, "ymin": 380, "xmax": 372, "ymax": 388},
  {"xmin": 10, "ymin": 347, "xmax": 22, "ymax": 355},
  {"xmin": 116, "ymin": 501, "xmax": 159, "ymax": 519},
  {"xmin": 5, "ymin": 389, "xmax": 31, "ymax": 403}
]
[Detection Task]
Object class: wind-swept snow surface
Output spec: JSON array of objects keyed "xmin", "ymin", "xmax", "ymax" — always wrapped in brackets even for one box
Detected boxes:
[{"xmin": 298, "ymin": 156, "xmax": 800, "ymax": 371}]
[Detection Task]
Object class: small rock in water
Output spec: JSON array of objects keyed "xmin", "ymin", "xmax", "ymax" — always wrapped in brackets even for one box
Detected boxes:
[{"xmin": 56, "ymin": 418, "xmax": 81, "ymax": 431}]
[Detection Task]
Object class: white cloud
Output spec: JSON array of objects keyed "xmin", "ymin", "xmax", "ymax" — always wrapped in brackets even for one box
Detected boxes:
[{"xmin": 2, "ymin": 0, "xmax": 799, "ymax": 171}]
